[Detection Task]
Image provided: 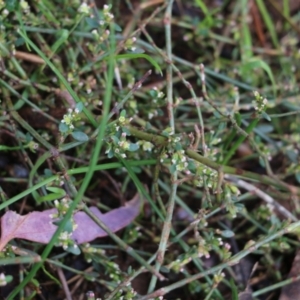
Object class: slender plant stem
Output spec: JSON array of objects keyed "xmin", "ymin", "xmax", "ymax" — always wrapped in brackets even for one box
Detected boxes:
[
  {"xmin": 148, "ymin": 0, "xmax": 177, "ymax": 293},
  {"xmin": 82, "ymin": 205, "xmax": 165, "ymax": 281},
  {"xmin": 252, "ymin": 273, "xmax": 300, "ymax": 297},
  {"xmin": 128, "ymin": 125, "xmax": 300, "ymax": 195},
  {"xmin": 138, "ymin": 220, "xmax": 300, "ymax": 299}
]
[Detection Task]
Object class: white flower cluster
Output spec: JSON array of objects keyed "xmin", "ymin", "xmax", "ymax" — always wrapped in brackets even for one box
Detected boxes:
[
  {"xmin": 61, "ymin": 108, "xmax": 80, "ymax": 130},
  {"xmin": 92, "ymin": 29, "xmax": 110, "ymax": 42},
  {"xmin": 58, "ymin": 231, "xmax": 77, "ymax": 250},
  {"xmin": 138, "ymin": 140, "xmax": 154, "ymax": 152},
  {"xmin": 78, "ymin": 2, "xmax": 90, "ymax": 15},
  {"xmin": 20, "ymin": 0, "xmax": 30, "ymax": 14},
  {"xmin": 194, "ymin": 166, "xmax": 218, "ymax": 188},
  {"xmin": 252, "ymin": 91, "xmax": 268, "ymax": 113},
  {"xmin": 171, "ymin": 150, "xmax": 189, "ymax": 172},
  {"xmin": 124, "ymin": 37, "xmax": 137, "ymax": 52},
  {"xmin": 102, "ymin": 4, "xmax": 114, "ymax": 23}
]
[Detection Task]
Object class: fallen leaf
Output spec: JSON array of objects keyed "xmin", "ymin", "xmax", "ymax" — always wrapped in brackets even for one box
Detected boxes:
[
  {"xmin": 279, "ymin": 249, "xmax": 300, "ymax": 300},
  {"xmin": 72, "ymin": 194, "xmax": 141, "ymax": 244},
  {"xmin": 0, "ymin": 194, "xmax": 141, "ymax": 250}
]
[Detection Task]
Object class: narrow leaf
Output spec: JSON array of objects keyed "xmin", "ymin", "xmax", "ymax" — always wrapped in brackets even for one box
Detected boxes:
[
  {"xmin": 115, "ymin": 53, "xmax": 162, "ymax": 75},
  {"xmin": 46, "ymin": 187, "xmax": 66, "ymax": 196},
  {"xmin": 37, "ymin": 193, "xmax": 65, "ymax": 203}
]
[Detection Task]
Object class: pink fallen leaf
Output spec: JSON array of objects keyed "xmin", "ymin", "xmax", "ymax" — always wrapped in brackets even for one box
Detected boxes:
[
  {"xmin": 0, "ymin": 194, "xmax": 141, "ymax": 251},
  {"xmin": 279, "ymin": 249, "xmax": 300, "ymax": 300}
]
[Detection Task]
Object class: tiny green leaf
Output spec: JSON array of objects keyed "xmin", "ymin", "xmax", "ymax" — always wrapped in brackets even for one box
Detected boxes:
[
  {"xmin": 15, "ymin": 37, "xmax": 25, "ymax": 47},
  {"xmin": 114, "ymin": 23, "xmax": 122, "ymax": 32},
  {"xmin": 261, "ymin": 111, "xmax": 271, "ymax": 121},
  {"xmin": 114, "ymin": 53, "xmax": 162, "ymax": 75},
  {"xmin": 25, "ymin": 133, "xmax": 32, "ymax": 142},
  {"xmin": 286, "ymin": 149, "xmax": 298, "ymax": 163},
  {"xmin": 46, "ymin": 187, "xmax": 66, "ymax": 196},
  {"xmin": 37, "ymin": 193, "xmax": 64, "ymax": 203},
  {"xmin": 220, "ymin": 230, "xmax": 235, "ymax": 238},
  {"xmin": 120, "ymin": 109, "xmax": 126, "ymax": 117},
  {"xmin": 75, "ymin": 102, "xmax": 84, "ymax": 112},
  {"xmin": 111, "ymin": 135, "xmax": 119, "ymax": 143},
  {"xmin": 107, "ymin": 149, "xmax": 114, "ymax": 158},
  {"xmin": 160, "ymin": 266, "xmax": 170, "ymax": 273},
  {"xmin": 175, "ymin": 143, "xmax": 183, "ymax": 151},
  {"xmin": 85, "ymin": 17, "xmax": 99, "ymax": 29},
  {"xmin": 53, "ymin": 219, "xmax": 73, "ymax": 233},
  {"xmin": 129, "ymin": 47, "xmax": 145, "ymax": 54},
  {"xmin": 51, "ymin": 29, "xmax": 69, "ymax": 55},
  {"xmin": 66, "ymin": 245, "xmax": 81, "ymax": 255},
  {"xmin": 149, "ymin": 89, "xmax": 158, "ymax": 98},
  {"xmin": 122, "ymin": 127, "xmax": 131, "ymax": 136},
  {"xmin": 295, "ymin": 172, "xmax": 300, "ymax": 183},
  {"xmin": 59, "ymin": 122, "xmax": 69, "ymax": 133},
  {"xmin": 64, "ymin": 220, "xmax": 74, "ymax": 233},
  {"xmin": 128, "ymin": 143, "xmax": 139, "ymax": 152},
  {"xmin": 71, "ymin": 131, "xmax": 89, "ymax": 142},
  {"xmin": 5, "ymin": 0, "xmax": 18, "ymax": 11},
  {"xmin": 259, "ymin": 156, "xmax": 266, "ymax": 168},
  {"xmin": 170, "ymin": 164, "xmax": 177, "ymax": 174},
  {"xmin": 5, "ymin": 275, "xmax": 13, "ymax": 284},
  {"xmin": 44, "ymin": 169, "xmax": 53, "ymax": 177}
]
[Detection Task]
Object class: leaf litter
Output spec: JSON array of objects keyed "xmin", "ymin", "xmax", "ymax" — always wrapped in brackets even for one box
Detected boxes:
[{"xmin": 0, "ymin": 194, "xmax": 141, "ymax": 251}]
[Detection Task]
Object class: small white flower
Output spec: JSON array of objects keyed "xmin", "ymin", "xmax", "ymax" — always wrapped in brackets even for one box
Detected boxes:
[
  {"xmin": 107, "ymin": 13, "xmax": 114, "ymax": 19},
  {"xmin": 59, "ymin": 231, "xmax": 69, "ymax": 241},
  {"xmin": 0, "ymin": 273, "xmax": 7, "ymax": 286},
  {"xmin": 91, "ymin": 29, "xmax": 98, "ymax": 36},
  {"xmin": 78, "ymin": 2, "xmax": 90, "ymax": 14}
]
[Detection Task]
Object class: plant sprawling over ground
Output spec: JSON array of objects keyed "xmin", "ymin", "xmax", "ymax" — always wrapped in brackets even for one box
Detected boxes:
[{"xmin": 0, "ymin": 0, "xmax": 300, "ymax": 299}]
